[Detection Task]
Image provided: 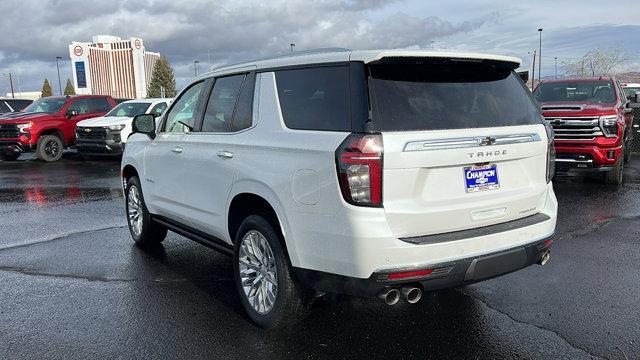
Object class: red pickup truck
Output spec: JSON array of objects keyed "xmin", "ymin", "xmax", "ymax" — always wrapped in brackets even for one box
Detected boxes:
[
  {"xmin": 533, "ymin": 77, "xmax": 634, "ymax": 184},
  {"xmin": 0, "ymin": 95, "xmax": 115, "ymax": 162}
]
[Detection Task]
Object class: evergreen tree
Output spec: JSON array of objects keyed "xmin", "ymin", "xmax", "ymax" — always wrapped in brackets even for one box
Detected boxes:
[
  {"xmin": 147, "ymin": 56, "xmax": 176, "ymax": 98},
  {"xmin": 63, "ymin": 78, "xmax": 75, "ymax": 96},
  {"xmin": 41, "ymin": 78, "xmax": 53, "ymax": 98}
]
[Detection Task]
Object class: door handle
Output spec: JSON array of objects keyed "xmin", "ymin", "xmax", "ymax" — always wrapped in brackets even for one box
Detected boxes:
[
  {"xmin": 217, "ymin": 151, "xmax": 234, "ymax": 159},
  {"xmin": 171, "ymin": 147, "xmax": 183, "ymax": 153}
]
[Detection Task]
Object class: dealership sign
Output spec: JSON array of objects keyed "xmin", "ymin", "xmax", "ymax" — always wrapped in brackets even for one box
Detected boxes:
[
  {"xmin": 75, "ymin": 61, "xmax": 87, "ymax": 88},
  {"xmin": 73, "ymin": 46, "xmax": 83, "ymax": 57},
  {"xmin": 134, "ymin": 39, "xmax": 141, "ymax": 49}
]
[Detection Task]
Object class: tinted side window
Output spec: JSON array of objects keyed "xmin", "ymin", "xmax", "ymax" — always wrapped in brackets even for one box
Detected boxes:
[
  {"xmin": 67, "ymin": 99, "xmax": 91, "ymax": 114},
  {"xmin": 275, "ymin": 66, "xmax": 350, "ymax": 131},
  {"xmin": 163, "ymin": 82, "xmax": 204, "ymax": 133},
  {"xmin": 202, "ymin": 75, "xmax": 245, "ymax": 133},
  {"xmin": 150, "ymin": 102, "xmax": 168, "ymax": 117},
  {"xmin": 231, "ymin": 73, "xmax": 255, "ymax": 132},
  {"xmin": 90, "ymin": 98, "xmax": 112, "ymax": 112}
]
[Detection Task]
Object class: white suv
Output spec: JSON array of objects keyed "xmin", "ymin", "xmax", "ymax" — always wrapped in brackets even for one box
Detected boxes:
[
  {"xmin": 121, "ymin": 49, "xmax": 557, "ymax": 328},
  {"xmin": 76, "ymin": 98, "xmax": 171, "ymax": 156}
]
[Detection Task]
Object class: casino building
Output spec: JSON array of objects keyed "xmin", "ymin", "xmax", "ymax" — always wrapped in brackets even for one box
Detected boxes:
[{"xmin": 68, "ymin": 35, "xmax": 161, "ymax": 99}]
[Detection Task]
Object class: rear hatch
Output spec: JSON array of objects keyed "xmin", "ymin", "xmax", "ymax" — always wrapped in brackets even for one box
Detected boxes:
[{"xmin": 367, "ymin": 58, "xmax": 550, "ymax": 238}]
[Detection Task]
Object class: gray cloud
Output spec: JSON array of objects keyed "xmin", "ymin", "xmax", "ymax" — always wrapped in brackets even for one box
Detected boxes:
[{"xmin": 1, "ymin": 0, "xmax": 638, "ymax": 94}]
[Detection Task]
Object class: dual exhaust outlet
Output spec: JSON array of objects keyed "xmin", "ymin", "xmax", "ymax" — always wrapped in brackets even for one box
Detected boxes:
[{"xmin": 378, "ymin": 286, "xmax": 422, "ymax": 305}]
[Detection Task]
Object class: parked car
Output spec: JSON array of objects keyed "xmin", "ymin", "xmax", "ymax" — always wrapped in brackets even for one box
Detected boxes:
[
  {"xmin": 622, "ymin": 83, "xmax": 640, "ymax": 101},
  {"xmin": 122, "ymin": 49, "xmax": 557, "ymax": 328},
  {"xmin": 534, "ymin": 77, "xmax": 634, "ymax": 184},
  {"xmin": 0, "ymin": 95, "xmax": 116, "ymax": 161},
  {"xmin": 75, "ymin": 99, "xmax": 171, "ymax": 156},
  {"xmin": 0, "ymin": 98, "xmax": 33, "ymax": 113}
]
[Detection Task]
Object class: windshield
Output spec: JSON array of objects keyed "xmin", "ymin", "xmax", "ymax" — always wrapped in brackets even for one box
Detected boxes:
[
  {"xmin": 368, "ymin": 61, "xmax": 541, "ymax": 131},
  {"xmin": 533, "ymin": 81, "xmax": 616, "ymax": 103},
  {"xmin": 105, "ymin": 102, "xmax": 151, "ymax": 117},
  {"xmin": 22, "ymin": 98, "xmax": 67, "ymax": 113}
]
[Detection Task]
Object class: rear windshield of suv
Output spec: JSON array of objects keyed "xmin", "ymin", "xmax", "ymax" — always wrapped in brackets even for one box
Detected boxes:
[
  {"xmin": 368, "ymin": 61, "xmax": 541, "ymax": 131},
  {"xmin": 106, "ymin": 102, "xmax": 151, "ymax": 117},
  {"xmin": 533, "ymin": 81, "xmax": 616, "ymax": 103}
]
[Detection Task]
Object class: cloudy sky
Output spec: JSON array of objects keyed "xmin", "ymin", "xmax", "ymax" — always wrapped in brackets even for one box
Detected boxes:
[{"xmin": 1, "ymin": 0, "xmax": 639, "ymax": 95}]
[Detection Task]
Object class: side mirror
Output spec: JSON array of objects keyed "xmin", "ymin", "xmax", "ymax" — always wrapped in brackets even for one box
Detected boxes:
[
  {"xmin": 66, "ymin": 110, "xmax": 78, "ymax": 118},
  {"xmin": 132, "ymin": 114, "xmax": 156, "ymax": 139}
]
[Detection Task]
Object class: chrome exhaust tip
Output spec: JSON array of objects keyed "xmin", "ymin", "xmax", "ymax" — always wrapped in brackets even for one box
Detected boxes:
[
  {"xmin": 538, "ymin": 250, "xmax": 550, "ymax": 266},
  {"xmin": 378, "ymin": 287, "xmax": 400, "ymax": 305},
  {"xmin": 401, "ymin": 286, "xmax": 422, "ymax": 304}
]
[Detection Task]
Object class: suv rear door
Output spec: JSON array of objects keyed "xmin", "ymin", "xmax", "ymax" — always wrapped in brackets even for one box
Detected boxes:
[{"xmin": 367, "ymin": 59, "xmax": 551, "ymax": 238}]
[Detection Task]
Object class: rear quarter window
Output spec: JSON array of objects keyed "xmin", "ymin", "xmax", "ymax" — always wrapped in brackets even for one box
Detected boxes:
[{"xmin": 275, "ymin": 66, "xmax": 350, "ymax": 131}]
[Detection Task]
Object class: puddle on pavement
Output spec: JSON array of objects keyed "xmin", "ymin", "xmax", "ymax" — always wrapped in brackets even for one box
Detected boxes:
[{"xmin": 0, "ymin": 187, "xmax": 122, "ymax": 205}]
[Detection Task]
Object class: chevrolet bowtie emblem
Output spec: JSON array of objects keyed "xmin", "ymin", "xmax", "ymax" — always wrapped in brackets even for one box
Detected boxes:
[{"xmin": 84, "ymin": 128, "xmax": 91, "ymax": 132}]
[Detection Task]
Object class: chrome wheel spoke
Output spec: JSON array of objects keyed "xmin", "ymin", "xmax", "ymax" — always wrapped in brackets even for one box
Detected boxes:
[{"xmin": 238, "ymin": 229, "xmax": 278, "ymax": 315}]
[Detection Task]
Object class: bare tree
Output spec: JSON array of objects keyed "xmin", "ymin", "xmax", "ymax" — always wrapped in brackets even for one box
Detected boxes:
[{"xmin": 562, "ymin": 47, "xmax": 631, "ymax": 77}]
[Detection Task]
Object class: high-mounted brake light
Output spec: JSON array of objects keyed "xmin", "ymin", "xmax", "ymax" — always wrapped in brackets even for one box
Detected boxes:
[{"xmin": 336, "ymin": 133, "xmax": 383, "ymax": 207}]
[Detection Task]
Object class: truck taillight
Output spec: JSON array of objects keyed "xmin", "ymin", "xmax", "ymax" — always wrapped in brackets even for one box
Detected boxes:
[
  {"xmin": 336, "ymin": 133, "xmax": 383, "ymax": 207},
  {"xmin": 545, "ymin": 123, "xmax": 555, "ymax": 183}
]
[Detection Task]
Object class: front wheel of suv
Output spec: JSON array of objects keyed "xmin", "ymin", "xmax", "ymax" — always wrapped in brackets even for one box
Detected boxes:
[
  {"xmin": 125, "ymin": 176, "xmax": 167, "ymax": 247},
  {"xmin": 0, "ymin": 152, "xmax": 20, "ymax": 161},
  {"xmin": 234, "ymin": 215, "xmax": 313, "ymax": 329},
  {"xmin": 604, "ymin": 158, "xmax": 623, "ymax": 185},
  {"xmin": 36, "ymin": 134, "xmax": 64, "ymax": 162}
]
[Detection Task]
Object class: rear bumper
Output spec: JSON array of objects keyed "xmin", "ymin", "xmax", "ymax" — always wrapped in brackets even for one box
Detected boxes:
[
  {"xmin": 0, "ymin": 140, "xmax": 35, "ymax": 153},
  {"xmin": 294, "ymin": 236, "xmax": 553, "ymax": 297},
  {"xmin": 555, "ymin": 143, "xmax": 622, "ymax": 171}
]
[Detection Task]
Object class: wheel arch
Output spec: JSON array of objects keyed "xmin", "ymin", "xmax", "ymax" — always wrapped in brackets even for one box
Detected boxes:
[
  {"xmin": 38, "ymin": 128, "xmax": 65, "ymax": 146},
  {"xmin": 227, "ymin": 181, "xmax": 299, "ymax": 266}
]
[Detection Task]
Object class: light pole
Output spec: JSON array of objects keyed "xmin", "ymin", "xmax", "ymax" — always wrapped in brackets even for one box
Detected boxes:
[
  {"xmin": 537, "ymin": 28, "xmax": 543, "ymax": 84},
  {"xmin": 194, "ymin": 60, "xmax": 199, "ymax": 77},
  {"xmin": 55, "ymin": 56, "xmax": 63, "ymax": 95},
  {"xmin": 528, "ymin": 51, "xmax": 536, "ymax": 90},
  {"xmin": 554, "ymin": 57, "xmax": 558, "ymax": 79},
  {"xmin": 290, "ymin": 43, "xmax": 295, "ymax": 53},
  {"xmin": 4, "ymin": 73, "xmax": 14, "ymax": 98}
]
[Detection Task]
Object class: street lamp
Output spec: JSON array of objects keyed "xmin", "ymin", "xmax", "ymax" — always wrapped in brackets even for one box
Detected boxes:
[
  {"xmin": 538, "ymin": 28, "xmax": 543, "ymax": 84},
  {"xmin": 194, "ymin": 60, "xmax": 199, "ymax": 77},
  {"xmin": 56, "ymin": 56, "xmax": 63, "ymax": 95},
  {"xmin": 554, "ymin": 57, "xmax": 558, "ymax": 79},
  {"xmin": 3, "ymin": 73, "xmax": 14, "ymax": 98},
  {"xmin": 528, "ymin": 51, "xmax": 536, "ymax": 90},
  {"xmin": 290, "ymin": 43, "xmax": 295, "ymax": 53}
]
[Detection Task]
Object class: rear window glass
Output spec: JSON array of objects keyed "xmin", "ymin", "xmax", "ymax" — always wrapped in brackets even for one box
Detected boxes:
[
  {"xmin": 534, "ymin": 81, "xmax": 616, "ymax": 103},
  {"xmin": 275, "ymin": 66, "xmax": 350, "ymax": 131},
  {"xmin": 368, "ymin": 62, "xmax": 541, "ymax": 131}
]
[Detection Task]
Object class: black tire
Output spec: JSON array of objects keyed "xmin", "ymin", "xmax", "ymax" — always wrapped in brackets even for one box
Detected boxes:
[
  {"xmin": 125, "ymin": 176, "xmax": 167, "ymax": 247},
  {"xmin": 0, "ymin": 152, "xmax": 20, "ymax": 161},
  {"xmin": 233, "ymin": 215, "xmax": 313, "ymax": 329},
  {"xmin": 36, "ymin": 134, "xmax": 64, "ymax": 162},
  {"xmin": 624, "ymin": 141, "xmax": 632, "ymax": 164},
  {"xmin": 604, "ymin": 158, "xmax": 623, "ymax": 185}
]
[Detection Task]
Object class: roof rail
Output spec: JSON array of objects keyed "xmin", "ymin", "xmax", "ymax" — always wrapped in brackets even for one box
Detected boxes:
[{"xmin": 210, "ymin": 48, "xmax": 352, "ymax": 72}]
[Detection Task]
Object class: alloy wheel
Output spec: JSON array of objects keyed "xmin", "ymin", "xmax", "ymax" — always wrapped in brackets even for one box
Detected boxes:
[
  {"xmin": 127, "ymin": 185, "xmax": 143, "ymax": 237},
  {"xmin": 238, "ymin": 230, "xmax": 278, "ymax": 314},
  {"xmin": 44, "ymin": 139, "xmax": 61, "ymax": 159}
]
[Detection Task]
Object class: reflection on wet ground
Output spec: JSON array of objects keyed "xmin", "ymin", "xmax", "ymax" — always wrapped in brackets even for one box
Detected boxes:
[{"xmin": 0, "ymin": 187, "xmax": 122, "ymax": 205}]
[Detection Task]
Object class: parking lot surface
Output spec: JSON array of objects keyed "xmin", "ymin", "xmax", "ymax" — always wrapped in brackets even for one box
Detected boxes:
[{"xmin": 1, "ymin": 152, "xmax": 639, "ymax": 359}]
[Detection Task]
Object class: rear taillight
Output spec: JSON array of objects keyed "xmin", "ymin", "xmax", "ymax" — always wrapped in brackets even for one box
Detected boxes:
[
  {"xmin": 545, "ymin": 123, "xmax": 555, "ymax": 183},
  {"xmin": 336, "ymin": 133, "xmax": 383, "ymax": 207}
]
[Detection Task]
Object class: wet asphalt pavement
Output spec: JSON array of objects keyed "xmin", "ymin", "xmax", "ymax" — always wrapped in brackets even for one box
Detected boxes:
[{"xmin": 1, "ymin": 152, "xmax": 639, "ymax": 359}]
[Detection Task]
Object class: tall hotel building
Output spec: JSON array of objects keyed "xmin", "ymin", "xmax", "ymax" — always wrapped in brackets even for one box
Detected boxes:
[{"xmin": 68, "ymin": 35, "xmax": 161, "ymax": 99}]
